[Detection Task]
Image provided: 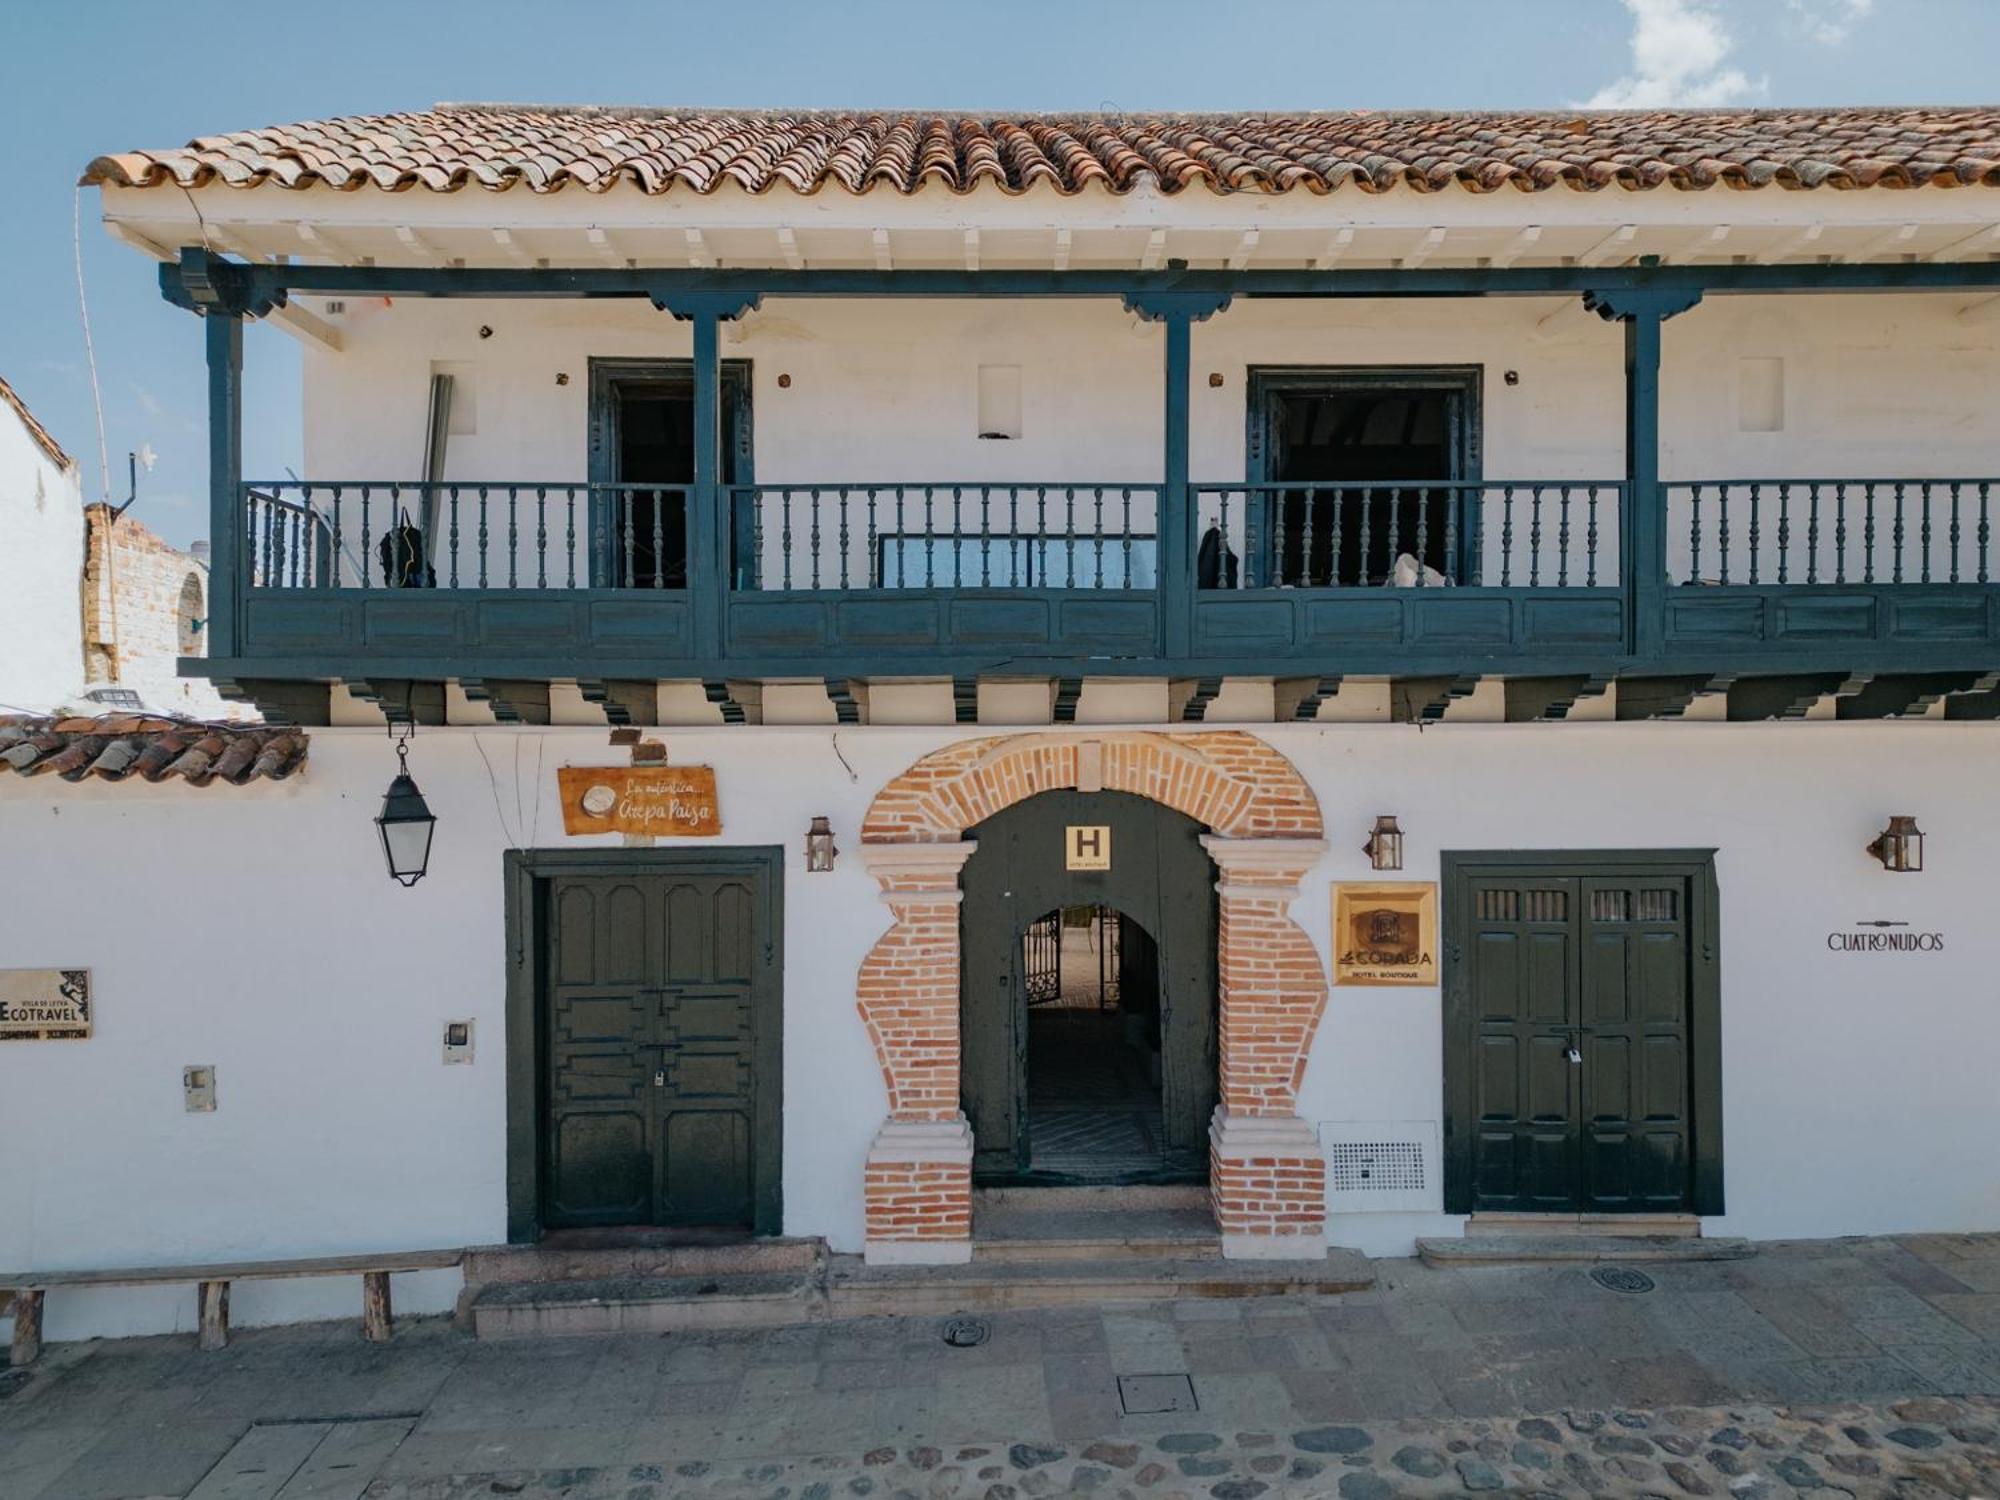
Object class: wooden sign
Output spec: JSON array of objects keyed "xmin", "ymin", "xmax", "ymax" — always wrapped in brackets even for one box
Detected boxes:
[
  {"xmin": 0, "ymin": 969, "xmax": 92, "ymax": 1040},
  {"xmin": 1332, "ymin": 883, "xmax": 1438, "ymax": 987},
  {"xmin": 1065, "ymin": 825, "xmax": 1111, "ymax": 871},
  {"xmin": 558, "ymin": 765, "xmax": 721, "ymax": 837}
]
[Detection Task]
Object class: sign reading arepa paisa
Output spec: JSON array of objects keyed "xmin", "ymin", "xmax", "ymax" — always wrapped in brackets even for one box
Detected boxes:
[
  {"xmin": 0, "ymin": 969, "xmax": 93, "ymax": 1040},
  {"xmin": 558, "ymin": 765, "xmax": 721, "ymax": 838}
]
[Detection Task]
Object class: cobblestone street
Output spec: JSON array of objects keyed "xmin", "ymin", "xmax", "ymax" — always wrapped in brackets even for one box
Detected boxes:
[{"xmin": 3, "ymin": 1233, "xmax": 1998, "ymax": 1498}]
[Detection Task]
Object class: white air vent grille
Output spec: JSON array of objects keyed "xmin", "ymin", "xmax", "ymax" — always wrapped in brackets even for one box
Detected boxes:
[{"xmin": 1319, "ymin": 1121, "xmax": 1439, "ymax": 1213}]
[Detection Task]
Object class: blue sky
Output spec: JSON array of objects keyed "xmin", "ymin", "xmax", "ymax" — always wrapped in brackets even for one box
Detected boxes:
[{"xmin": 1, "ymin": 0, "xmax": 1993, "ymax": 548}]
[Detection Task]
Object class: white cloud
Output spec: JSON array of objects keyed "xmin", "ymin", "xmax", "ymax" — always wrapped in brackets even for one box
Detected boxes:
[
  {"xmin": 1785, "ymin": 0, "xmax": 1875, "ymax": 45},
  {"xmin": 1583, "ymin": 0, "xmax": 1766, "ymax": 109}
]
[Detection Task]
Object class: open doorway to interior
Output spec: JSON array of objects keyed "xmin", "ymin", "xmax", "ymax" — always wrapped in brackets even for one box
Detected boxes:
[
  {"xmin": 587, "ymin": 359, "xmax": 751, "ymax": 589},
  {"xmin": 1247, "ymin": 366, "xmax": 1480, "ymax": 587},
  {"xmin": 1021, "ymin": 905, "xmax": 1165, "ymax": 1179}
]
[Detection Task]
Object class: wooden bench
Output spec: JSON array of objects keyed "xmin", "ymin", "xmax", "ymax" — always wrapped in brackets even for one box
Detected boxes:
[{"xmin": 2, "ymin": 1249, "xmax": 463, "ymax": 1366}]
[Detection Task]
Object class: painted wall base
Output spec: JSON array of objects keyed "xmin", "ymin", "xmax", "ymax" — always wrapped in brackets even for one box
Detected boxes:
[
  {"xmin": 1210, "ymin": 1108, "xmax": 1329, "ymax": 1258},
  {"xmin": 862, "ymin": 1116, "xmax": 974, "ymax": 1265}
]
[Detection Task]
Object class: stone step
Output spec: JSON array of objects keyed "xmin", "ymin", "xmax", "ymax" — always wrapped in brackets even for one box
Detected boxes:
[
  {"xmin": 972, "ymin": 1204, "xmax": 1220, "ymax": 1263},
  {"xmin": 1466, "ymin": 1212, "xmax": 1701, "ymax": 1240},
  {"xmin": 461, "ymin": 1236, "xmax": 822, "ymax": 1291},
  {"xmin": 826, "ymin": 1247, "xmax": 1376, "ymax": 1318},
  {"xmin": 469, "ymin": 1244, "xmax": 1376, "ymax": 1338},
  {"xmin": 469, "ymin": 1270, "xmax": 824, "ymax": 1338},
  {"xmin": 1417, "ymin": 1234, "xmax": 1756, "ymax": 1268},
  {"xmin": 970, "ymin": 1184, "xmax": 1210, "ymax": 1212}
]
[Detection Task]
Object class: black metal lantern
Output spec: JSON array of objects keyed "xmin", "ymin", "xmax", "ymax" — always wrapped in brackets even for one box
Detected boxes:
[
  {"xmin": 376, "ymin": 729, "xmax": 437, "ymax": 887},
  {"xmin": 804, "ymin": 815, "xmax": 839, "ymax": 873},
  {"xmin": 1866, "ymin": 815, "xmax": 1924, "ymax": 873},
  {"xmin": 1363, "ymin": 814, "xmax": 1404, "ymax": 872}
]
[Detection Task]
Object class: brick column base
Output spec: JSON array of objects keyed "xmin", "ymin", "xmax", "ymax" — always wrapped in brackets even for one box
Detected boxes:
[
  {"xmin": 1209, "ymin": 1107, "xmax": 1328, "ymax": 1260},
  {"xmin": 863, "ymin": 1116, "xmax": 974, "ymax": 1265}
]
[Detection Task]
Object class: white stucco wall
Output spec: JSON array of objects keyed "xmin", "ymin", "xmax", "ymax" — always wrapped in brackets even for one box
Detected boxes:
[
  {"xmin": 0, "ymin": 396, "xmax": 85, "ymax": 714},
  {"xmin": 288, "ymin": 292, "xmax": 1996, "ymax": 592},
  {"xmin": 3, "ymin": 720, "xmax": 1997, "ymax": 1341}
]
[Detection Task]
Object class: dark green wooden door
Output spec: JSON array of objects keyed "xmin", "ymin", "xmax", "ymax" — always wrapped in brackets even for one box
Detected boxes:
[
  {"xmin": 543, "ymin": 865, "xmax": 777, "ymax": 1231},
  {"xmin": 1447, "ymin": 860, "xmax": 1712, "ymax": 1215},
  {"xmin": 960, "ymin": 790, "xmax": 1217, "ymax": 1182}
]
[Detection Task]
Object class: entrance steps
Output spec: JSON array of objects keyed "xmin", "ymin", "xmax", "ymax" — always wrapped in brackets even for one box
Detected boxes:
[
  {"xmin": 465, "ymin": 1190, "xmax": 1375, "ymax": 1339},
  {"xmin": 1417, "ymin": 1233, "xmax": 1756, "ymax": 1268}
]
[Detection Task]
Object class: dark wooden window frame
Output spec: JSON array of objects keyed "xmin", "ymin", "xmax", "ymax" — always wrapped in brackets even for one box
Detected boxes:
[
  {"xmin": 503, "ymin": 846, "xmax": 785, "ymax": 1243},
  {"xmin": 586, "ymin": 356, "xmax": 754, "ymax": 588},
  {"xmin": 1243, "ymin": 364, "xmax": 1484, "ymax": 588},
  {"xmin": 1440, "ymin": 848, "xmax": 1723, "ymax": 1218}
]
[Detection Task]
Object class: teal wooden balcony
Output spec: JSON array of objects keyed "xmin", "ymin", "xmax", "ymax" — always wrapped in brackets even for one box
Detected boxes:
[{"xmin": 227, "ymin": 473, "xmax": 2000, "ymax": 691}]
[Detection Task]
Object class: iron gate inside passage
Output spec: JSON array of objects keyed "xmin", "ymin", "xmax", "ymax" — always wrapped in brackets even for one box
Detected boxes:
[
  {"xmin": 508, "ymin": 851, "xmax": 782, "ymax": 1238},
  {"xmin": 960, "ymin": 790, "xmax": 1217, "ymax": 1184},
  {"xmin": 1442, "ymin": 852, "xmax": 1723, "ymax": 1217}
]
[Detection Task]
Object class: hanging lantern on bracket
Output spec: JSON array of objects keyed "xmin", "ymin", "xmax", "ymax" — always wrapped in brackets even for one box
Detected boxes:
[{"xmin": 376, "ymin": 724, "xmax": 437, "ymax": 887}]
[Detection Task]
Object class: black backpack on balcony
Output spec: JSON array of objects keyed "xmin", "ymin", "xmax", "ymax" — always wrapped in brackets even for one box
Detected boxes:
[{"xmin": 378, "ymin": 512, "xmax": 437, "ymax": 588}]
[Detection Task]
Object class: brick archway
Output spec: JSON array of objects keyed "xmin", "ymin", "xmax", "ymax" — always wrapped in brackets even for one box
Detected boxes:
[{"xmin": 856, "ymin": 730, "xmax": 1330, "ymax": 1264}]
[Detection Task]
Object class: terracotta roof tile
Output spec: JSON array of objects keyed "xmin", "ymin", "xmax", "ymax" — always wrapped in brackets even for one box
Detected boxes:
[
  {"xmin": 0, "ymin": 374, "xmax": 74, "ymax": 471},
  {"xmin": 0, "ymin": 717, "xmax": 307, "ymax": 786},
  {"xmin": 82, "ymin": 105, "xmax": 2000, "ymax": 198}
]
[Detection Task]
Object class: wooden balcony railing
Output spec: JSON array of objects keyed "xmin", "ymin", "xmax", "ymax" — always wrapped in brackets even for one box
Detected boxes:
[{"xmin": 229, "ymin": 475, "xmax": 2000, "ymax": 678}]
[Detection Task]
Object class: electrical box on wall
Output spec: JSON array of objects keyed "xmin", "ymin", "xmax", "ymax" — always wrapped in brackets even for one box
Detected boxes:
[
  {"xmin": 183, "ymin": 1066, "xmax": 216, "ymax": 1113},
  {"xmin": 443, "ymin": 1020, "xmax": 475, "ymax": 1065}
]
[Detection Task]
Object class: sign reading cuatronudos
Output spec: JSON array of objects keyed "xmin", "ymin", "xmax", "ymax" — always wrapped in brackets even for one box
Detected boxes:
[{"xmin": 0, "ymin": 968, "xmax": 93, "ymax": 1040}]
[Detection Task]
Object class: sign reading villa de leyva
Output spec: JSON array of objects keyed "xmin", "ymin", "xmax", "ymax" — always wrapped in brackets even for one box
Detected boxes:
[
  {"xmin": 0, "ymin": 969, "xmax": 93, "ymax": 1040},
  {"xmin": 557, "ymin": 766, "xmax": 722, "ymax": 838},
  {"xmin": 1332, "ymin": 884, "xmax": 1439, "ymax": 987}
]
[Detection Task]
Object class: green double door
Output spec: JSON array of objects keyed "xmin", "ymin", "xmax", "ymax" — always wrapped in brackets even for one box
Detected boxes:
[
  {"xmin": 960, "ymin": 789, "xmax": 1217, "ymax": 1182},
  {"xmin": 541, "ymin": 860, "xmax": 780, "ymax": 1233},
  {"xmin": 1444, "ymin": 855, "xmax": 1722, "ymax": 1217}
]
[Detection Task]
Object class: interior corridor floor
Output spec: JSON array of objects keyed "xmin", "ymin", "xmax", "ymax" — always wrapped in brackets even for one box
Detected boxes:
[{"xmin": 1024, "ymin": 1010, "xmax": 1165, "ymax": 1178}]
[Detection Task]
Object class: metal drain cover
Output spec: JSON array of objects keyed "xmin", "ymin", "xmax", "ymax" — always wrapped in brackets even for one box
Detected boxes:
[
  {"xmin": 942, "ymin": 1317, "xmax": 989, "ymax": 1347},
  {"xmin": 1590, "ymin": 1265, "xmax": 1658, "ymax": 1294},
  {"xmin": 1118, "ymin": 1373, "xmax": 1199, "ymax": 1415}
]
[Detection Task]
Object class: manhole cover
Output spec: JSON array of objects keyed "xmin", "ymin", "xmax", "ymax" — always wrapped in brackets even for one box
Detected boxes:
[
  {"xmin": 1117, "ymin": 1373, "xmax": 1199, "ymax": 1415},
  {"xmin": 1590, "ymin": 1265, "xmax": 1657, "ymax": 1294},
  {"xmin": 942, "ymin": 1317, "xmax": 989, "ymax": 1347}
]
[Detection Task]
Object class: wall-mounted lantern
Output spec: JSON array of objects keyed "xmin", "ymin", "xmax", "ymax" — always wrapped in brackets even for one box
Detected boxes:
[
  {"xmin": 1866, "ymin": 815, "xmax": 1924, "ymax": 873},
  {"xmin": 376, "ymin": 726, "xmax": 437, "ymax": 887},
  {"xmin": 804, "ymin": 816, "xmax": 839, "ymax": 873},
  {"xmin": 1363, "ymin": 815, "xmax": 1404, "ymax": 872}
]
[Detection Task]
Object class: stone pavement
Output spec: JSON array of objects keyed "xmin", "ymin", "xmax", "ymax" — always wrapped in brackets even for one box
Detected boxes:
[{"xmin": 2, "ymin": 1232, "xmax": 1998, "ymax": 1499}]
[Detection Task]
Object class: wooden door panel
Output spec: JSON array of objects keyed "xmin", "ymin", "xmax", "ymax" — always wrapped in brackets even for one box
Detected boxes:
[{"xmin": 661, "ymin": 1108, "xmax": 752, "ymax": 1227}]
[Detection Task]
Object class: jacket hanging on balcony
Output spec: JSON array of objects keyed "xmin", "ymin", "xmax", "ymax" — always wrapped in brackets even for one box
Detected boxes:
[{"xmin": 378, "ymin": 513, "xmax": 437, "ymax": 589}]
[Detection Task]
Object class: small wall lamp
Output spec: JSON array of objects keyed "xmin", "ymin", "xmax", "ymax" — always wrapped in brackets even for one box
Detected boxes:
[
  {"xmin": 1866, "ymin": 815, "xmax": 1924, "ymax": 873},
  {"xmin": 805, "ymin": 816, "xmax": 839, "ymax": 873},
  {"xmin": 1363, "ymin": 815, "xmax": 1404, "ymax": 872}
]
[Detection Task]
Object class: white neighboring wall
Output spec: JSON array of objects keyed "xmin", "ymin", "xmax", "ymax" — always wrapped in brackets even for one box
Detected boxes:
[
  {"xmin": 0, "ymin": 382, "xmax": 85, "ymax": 714},
  {"xmin": 2, "ymin": 720, "xmax": 1997, "ymax": 1342}
]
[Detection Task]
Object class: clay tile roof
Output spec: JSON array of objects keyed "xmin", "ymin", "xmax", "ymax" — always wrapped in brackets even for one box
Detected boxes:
[
  {"xmin": 0, "ymin": 716, "xmax": 307, "ymax": 787},
  {"xmin": 0, "ymin": 374, "xmax": 74, "ymax": 471},
  {"xmin": 81, "ymin": 105, "xmax": 2000, "ymax": 198}
]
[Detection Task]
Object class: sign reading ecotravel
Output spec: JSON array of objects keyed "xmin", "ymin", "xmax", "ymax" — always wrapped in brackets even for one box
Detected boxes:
[
  {"xmin": 558, "ymin": 766, "xmax": 721, "ymax": 837},
  {"xmin": 0, "ymin": 968, "xmax": 92, "ymax": 1040}
]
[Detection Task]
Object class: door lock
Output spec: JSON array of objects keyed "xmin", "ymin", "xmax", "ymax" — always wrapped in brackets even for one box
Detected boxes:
[
  {"xmin": 653, "ymin": 1068, "xmax": 667, "ymax": 1088},
  {"xmin": 1565, "ymin": 1045, "xmax": 1582, "ymax": 1066}
]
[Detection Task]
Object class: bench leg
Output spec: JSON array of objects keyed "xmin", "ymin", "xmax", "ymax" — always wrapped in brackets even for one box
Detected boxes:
[
  {"xmin": 198, "ymin": 1280, "xmax": 230, "ymax": 1352},
  {"xmin": 9, "ymin": 1289, "xmax": 43, "ymax": 1367},
  {"xmin": 361, "ymin": 1271, "xmax": 393, "ymax": 1343}
]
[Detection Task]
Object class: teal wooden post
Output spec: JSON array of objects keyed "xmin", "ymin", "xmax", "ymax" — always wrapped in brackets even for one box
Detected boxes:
[
  {"xmin": 653, "ymin": 291, "xmax": 760, "ymax": 663},
  {"xmin": 1584, "ymin": 284, "xmax": 1701, "ymax": 660},
  {"xmin": 1125, "ymin": 288, "xmax": 1230, "ymax": 662},
  {"xmin": 206, "ymin": 309, "xmax": 244, "ymax": 658}
]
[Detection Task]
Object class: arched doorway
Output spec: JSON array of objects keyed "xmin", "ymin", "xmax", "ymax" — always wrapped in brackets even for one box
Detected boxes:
[
  {"xmin": 960, "ymin": 790, "xmax": 1217, "ymax": 1183},
  {"xmin": 856, "ymin": 730, "xmax": 1329, "ymax": 1265}
]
